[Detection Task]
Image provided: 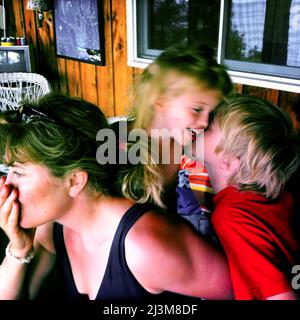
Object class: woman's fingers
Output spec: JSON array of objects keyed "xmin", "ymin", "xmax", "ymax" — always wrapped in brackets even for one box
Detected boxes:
[
  {"xmin": 7, "ymin": 201, "xmax": 32, "ymax": 251},
  {"xmin": 0, "ymin": 184, "xmax": 10, "ymax": 208},
  {"xmin": 0, "ymin": 190, "xmax": 34, "ymax": 252},
  {"xmin": 0, "ymin": 188, "xmax": 19, "ymax": 230},
  {"xmin": 0, "ymin": 175, "xmax": 6, "ymax": 187},
  {"xmin": 7, "ymin": 201, "xmax": 20, "ymax": 231}
]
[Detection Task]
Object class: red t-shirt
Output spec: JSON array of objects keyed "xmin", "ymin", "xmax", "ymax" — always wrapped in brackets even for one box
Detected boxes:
[{"xmin": 212, "ymin": 186, "xmax": 299, "ymax": 300}]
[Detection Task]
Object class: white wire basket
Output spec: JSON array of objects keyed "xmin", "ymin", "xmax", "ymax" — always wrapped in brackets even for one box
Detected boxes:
[{"xmin": 0, "ymin": 72, "xmax": 51, "ymax": 111}]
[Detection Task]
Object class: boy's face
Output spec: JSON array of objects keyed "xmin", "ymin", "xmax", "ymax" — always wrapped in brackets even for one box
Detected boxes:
[
  {"xmin": 201, "ymin": 121, "xmax": 240, "ymax": 193},
  {"xmin": 203, "ymin": 121, "xmax": 222, "ymax": 168}
]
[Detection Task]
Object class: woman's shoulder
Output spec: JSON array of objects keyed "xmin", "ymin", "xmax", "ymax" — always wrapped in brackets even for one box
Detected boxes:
[
  {"xmin": 124, "ymin": 207, "xmax": 229, "ymax": 297},
  {"xmin": 128, "ymin": 208, "xmax": 183, "ymax": 240},
  {"xmin": 125, "ymin": 208, "xmax": 200, "ymax": 268}
]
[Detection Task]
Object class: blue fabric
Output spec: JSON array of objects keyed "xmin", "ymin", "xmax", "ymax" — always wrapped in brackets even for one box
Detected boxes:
[{"xmin": 176, "ymin": 169, "xmax": 214, "ymax": 238}]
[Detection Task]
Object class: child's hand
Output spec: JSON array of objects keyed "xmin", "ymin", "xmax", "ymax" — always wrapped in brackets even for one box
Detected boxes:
[{"xmin": 0, "ymin": 176, "xmax": 36, "ymax": 257}]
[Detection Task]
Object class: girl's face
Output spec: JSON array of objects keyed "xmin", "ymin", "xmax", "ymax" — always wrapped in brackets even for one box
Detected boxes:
[
  {"xmin": 5, "ymin": 162, "xmax": 72, "ymax": 228},
  {"xmin": 156, "ymin": 87, "xmax": 222, "ymax": 145}
]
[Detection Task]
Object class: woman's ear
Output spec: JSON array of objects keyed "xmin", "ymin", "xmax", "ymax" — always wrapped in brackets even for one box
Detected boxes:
[{"xmin": 67, "ymin": 170, "xmax": 89, "ymax": 197}]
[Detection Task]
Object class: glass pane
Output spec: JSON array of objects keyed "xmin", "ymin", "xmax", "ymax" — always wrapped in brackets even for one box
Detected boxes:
[
  {"xmin": 0, "ymin": 50, "xmax": 26, "ymax": 72},
  {"xmin": 225, "ymin": 0, "xmax": 300, "ymax": 67},
  {"xmin": 137, "ymin": 0, "xmax": 221, "ymax": 58}
]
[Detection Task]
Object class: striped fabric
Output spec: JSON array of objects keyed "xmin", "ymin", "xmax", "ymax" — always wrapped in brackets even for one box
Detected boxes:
[
  {"xmin": 176, "ymin": 155, "xmax": 215, "ymax": 237},
  {"xmin": 180, "ymin": 155, "xmax": 214, "ymax": 194}
]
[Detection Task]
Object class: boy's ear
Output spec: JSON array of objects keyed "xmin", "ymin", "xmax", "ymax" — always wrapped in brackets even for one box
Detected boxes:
[
  {"xmin": 219, "ymin": 153, "xmax": 240, "ymax": 174},
  {"xmin": 67, "ymin": 170, "xmax": 89, "ymax": 197}
]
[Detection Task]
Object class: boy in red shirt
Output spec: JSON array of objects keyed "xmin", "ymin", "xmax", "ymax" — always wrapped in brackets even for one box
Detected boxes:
[{"xmin": 200, "ymin": 95, "xmax": 300, "ymax": 300}]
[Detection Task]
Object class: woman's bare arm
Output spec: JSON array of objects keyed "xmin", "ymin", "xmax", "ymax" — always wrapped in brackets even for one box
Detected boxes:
[{"xmin": 125, "ymin": 211, "xmax": 233, "ymax": 299}]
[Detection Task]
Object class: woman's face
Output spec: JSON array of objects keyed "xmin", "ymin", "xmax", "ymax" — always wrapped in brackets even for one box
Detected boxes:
[
  {"xmin": 5, "ymin": 162, "xmax": 72, "ymax": 228},
  {"xmin": 156, "ymin": 87, "xmax": 222, "ymax": 146}
]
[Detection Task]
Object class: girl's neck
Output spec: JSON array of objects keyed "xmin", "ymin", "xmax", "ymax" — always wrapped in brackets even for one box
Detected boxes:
[{"xmin": 157, "ymin": 138, "xmax": 181, "ymax": 186}]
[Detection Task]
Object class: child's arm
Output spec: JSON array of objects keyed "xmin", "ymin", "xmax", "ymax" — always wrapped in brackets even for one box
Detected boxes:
[{"xmin": 267, "ymin": 291, "xmax": 298, "ymax": 300}]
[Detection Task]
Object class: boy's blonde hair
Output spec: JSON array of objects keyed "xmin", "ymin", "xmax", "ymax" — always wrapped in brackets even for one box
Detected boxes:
[
  {"xmin": 212, "ymin": 96, "xmax": 299, "ymax": 199},
  {"xmin": 131, "ymin": 44, "xmax": 234, "ymax": 129}
]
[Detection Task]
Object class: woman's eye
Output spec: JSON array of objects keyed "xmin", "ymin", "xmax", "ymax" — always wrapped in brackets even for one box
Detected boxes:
[{"xmin": 13, "ymin": 171, "xmax": 23, "ymax": 177}]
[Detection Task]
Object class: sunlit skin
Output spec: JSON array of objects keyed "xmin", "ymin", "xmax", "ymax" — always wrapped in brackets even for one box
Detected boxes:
[
  {"xmin": 149, "ymin": 88, "xmax": 222, "ymax": 146},
  {"xmin": 202, "ymin": 122, "xmax": 233, "ymax": 193},
  {"xmin": 0, "ymin": 163, "xmax": 233, "ymax": 300},
  {"xmin": 4, "ymin": 163, "xmax": 72, "ymax": 229},
  {"xmin": 149, "ymin": 88, "xmax": 222, "ymax": 185}
]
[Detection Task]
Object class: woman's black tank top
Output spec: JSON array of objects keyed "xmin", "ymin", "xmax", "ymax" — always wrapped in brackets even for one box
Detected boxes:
[{"xmin": 53, "ymin": 203, "xmax": 158, "ymax": 300}]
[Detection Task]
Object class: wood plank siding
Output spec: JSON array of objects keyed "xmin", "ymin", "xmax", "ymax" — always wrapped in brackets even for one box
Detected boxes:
[{"xmin": 6, "ymin": 0, "xmax": 299, "ymax": 121}]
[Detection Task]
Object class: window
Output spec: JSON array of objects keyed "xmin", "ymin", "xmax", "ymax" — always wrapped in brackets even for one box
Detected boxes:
[
  {"xmin": 127, "ymin": 0, "xmax": 300, "ymax": 93},
  {"xmin": 0, "ymin": 46, "xmax": 33, "ymax": 73},
  {"xmin": 136, "ymin": 0, "xmax": 220, "ymax": 60}
]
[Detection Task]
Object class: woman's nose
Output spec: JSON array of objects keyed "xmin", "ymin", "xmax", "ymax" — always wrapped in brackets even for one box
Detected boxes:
[{"xmin": 4, "ymin": 170, "xmax": 15, "ymax": 187}]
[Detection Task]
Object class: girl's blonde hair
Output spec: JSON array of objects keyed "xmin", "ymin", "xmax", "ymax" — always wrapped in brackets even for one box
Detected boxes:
[
  {"xmin": 212, "ymin": 96, "xmax": 300, "ymax": 199},
  {"xmin": 130, "ymin": 44, "xmax": 234, "ymax": 129}
]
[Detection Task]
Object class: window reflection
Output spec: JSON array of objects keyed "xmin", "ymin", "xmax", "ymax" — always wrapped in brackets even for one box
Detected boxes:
[
  {"xmin": 226, "ymin": 0, "xmax": 266, "ymax": 62},
  {"xmin": 288, "ymin": 0, "xmax": 300, "ymax": 67},
  {"xmin": 0, "ymin": 51, "xmax": 22, "ymax": 65},
  {"xmin": 137, "ymin": 0, "xmax": 220, "ymax": 57},
  {"xmin": 0, "ymin": 51, "xmax": 26, "ymax": 72},
  {"xmin": 226, "ymin": 0, "xmax": 300, "ymax": 67}
]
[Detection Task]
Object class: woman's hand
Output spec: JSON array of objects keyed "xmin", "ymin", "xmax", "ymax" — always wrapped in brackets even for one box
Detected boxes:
[{"xmin": 0, "ymin": 176, "xmax": 36, "ymax": 258}]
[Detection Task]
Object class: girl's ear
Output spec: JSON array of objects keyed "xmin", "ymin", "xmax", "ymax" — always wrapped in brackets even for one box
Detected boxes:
[
  {"xmin": 67, "ymin": 170, "xmax": 89, "ymax": 197},
  {"xmin": 154, "ymin": 96, "xmax": 166, "ymax": 113}
]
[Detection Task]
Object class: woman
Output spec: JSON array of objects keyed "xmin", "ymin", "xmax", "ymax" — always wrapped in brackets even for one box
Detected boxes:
[{"xmin": 0, "ymin": 93, "xmax": 232, "ymax": 300}]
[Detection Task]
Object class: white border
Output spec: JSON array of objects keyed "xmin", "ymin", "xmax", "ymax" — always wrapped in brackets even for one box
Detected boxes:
[{"xmin": 126, "ymin": 0, "xmax": 300, "ymax": 93}]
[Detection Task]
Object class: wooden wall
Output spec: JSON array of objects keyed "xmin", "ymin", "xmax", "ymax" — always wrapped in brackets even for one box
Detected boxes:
[{"xmin": 7, "ymin": 0, "xmax": 300, "ymax": 122}]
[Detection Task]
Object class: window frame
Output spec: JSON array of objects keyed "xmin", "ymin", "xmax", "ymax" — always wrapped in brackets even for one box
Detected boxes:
[{"xmin": 126, "ymin": 0, "xmax": 300, "ymax": 93}]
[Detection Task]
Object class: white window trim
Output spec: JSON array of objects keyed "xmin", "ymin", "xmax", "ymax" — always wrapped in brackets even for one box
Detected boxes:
[
  {"xmin": 126, "ymin": 0, "xmax": 150, "ymax": 69},
  {"xmin": 126, "ymin": 0, "xmax": 300, "ymax": 93}
]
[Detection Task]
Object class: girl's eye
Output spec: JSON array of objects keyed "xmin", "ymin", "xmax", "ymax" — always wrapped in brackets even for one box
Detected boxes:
[{"xmin": 193, "ymin": 107, "xmax": 203, "ymax": 113}]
